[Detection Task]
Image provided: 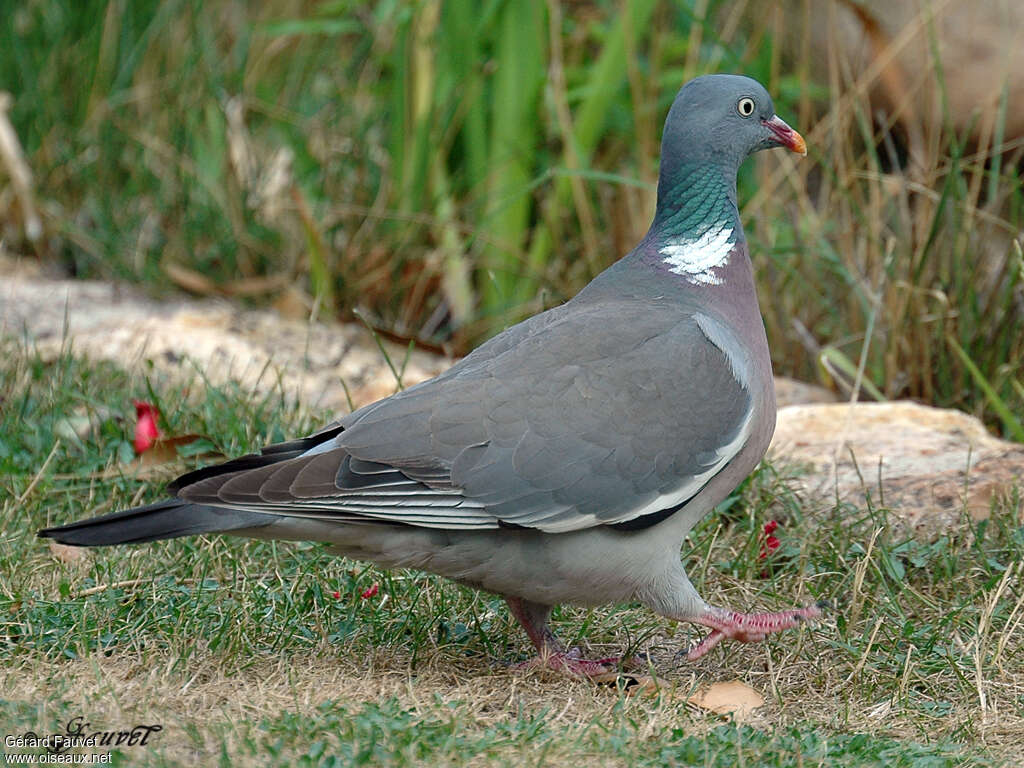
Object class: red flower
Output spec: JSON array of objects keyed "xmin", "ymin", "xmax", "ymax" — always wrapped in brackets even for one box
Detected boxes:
[
  {"xmin": 331, "ymin": 591, "xmax": 341, "ymax": 599},
  {"xmin": 132, "ymin": 400, "xmax": 162, "ymax": 453},
  {"xmin": 758, "ymin": 520, "xmax": 782, "ymax": 577},
  {"xmin": 360, "ymin": 583, "xmax": 379, "ymax": 600}
]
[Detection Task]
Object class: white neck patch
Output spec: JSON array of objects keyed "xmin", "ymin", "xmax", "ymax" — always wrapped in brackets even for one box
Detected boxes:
[{"xmin": 658, "ymin": 224, "xmax": 734, "ymax": 285}]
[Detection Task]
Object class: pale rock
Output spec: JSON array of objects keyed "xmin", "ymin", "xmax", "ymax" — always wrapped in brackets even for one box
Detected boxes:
[
  {"xmin": 0, "ymin": 263, "xmax": 451, "ymax": 413},
  {"xmin": 774, "ymin": 377, "xmax": 837, "ymax": 408},
  {"xmin": 771, "ymin": 401, "xmax": 1024, "ymax": 537},
  {"xmin": 783, "ymin": 0, "xmax": 1024, "ymax": 145}
]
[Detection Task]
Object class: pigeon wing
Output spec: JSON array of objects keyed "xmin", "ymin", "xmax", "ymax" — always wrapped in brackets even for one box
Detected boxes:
[{"xmin": 178, "ymin": 299, "xmax": 755, "ymax": 533}]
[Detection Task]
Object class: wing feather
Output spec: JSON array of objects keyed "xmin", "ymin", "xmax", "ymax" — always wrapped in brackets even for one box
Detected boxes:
[{"xmin": 173, "ymin": 299, "xmax": 759, "ymax": 533}]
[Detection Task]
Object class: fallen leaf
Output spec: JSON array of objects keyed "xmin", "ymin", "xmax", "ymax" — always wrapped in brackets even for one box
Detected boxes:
[
  {"xmin": 124, "ymin": 434, "xmax": 221, "ymax": 472},
  {"xmin": 687, "ymin": 680, "xmax": 765, "ymax": 719},
  {"xmin": 591, "ymin": 672, "xmax": 671, "ymax": 697},
  {"xmin": 48, "ymin": 540, "xmax": 89, "ymax": 564}
]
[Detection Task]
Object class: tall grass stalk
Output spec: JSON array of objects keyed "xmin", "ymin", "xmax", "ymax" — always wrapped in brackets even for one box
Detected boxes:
[{"xmin": 1, "ymin": 0, "xmax": 1022, "ymax": 435}]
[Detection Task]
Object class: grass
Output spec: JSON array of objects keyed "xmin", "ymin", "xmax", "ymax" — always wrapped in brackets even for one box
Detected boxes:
[
  {"xmin": 1, "ymin": 339, "xmax": 1022, "ymax": 765},
  {"xmin": 2, "ymin": 1, "xmax": 1023, "ymax": 764},
  {"xmin": 1, "ymin": 1, "xmax": 1022, "ymax": 434}
]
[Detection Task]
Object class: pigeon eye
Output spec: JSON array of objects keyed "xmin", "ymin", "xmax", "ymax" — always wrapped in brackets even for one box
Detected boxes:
[{"xmin": 737, "ymin": 97, "xmax": 756, "ymax": 117}]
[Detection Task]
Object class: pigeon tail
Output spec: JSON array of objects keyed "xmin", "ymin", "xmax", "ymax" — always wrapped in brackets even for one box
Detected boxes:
[{"xmin": 37, "ymin": 499, "xmax": 275, "ymax": 547}]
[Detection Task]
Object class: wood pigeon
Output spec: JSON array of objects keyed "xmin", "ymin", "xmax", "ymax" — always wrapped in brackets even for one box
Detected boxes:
[{"xmin": 40, "ymin": 74, "xmax": 821, "ymax": 674}]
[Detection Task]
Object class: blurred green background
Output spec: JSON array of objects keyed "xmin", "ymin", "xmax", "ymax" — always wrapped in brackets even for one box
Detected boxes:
[{"xmin": 1, "ymin": 0, "xmax": 1022, "ymax": 436}]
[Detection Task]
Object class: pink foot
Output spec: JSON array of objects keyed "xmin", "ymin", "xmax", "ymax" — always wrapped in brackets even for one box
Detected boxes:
[
  {"xmin": 687, "ymin": 602, "xmax": 825, "ymax": 661},
  {"xmin": 515, "ymin": 647, "xmax": 628, "ymax": 678}
]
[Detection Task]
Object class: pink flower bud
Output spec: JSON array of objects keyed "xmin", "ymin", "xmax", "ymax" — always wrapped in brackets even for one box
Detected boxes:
[
  {"xmin": 360, "ymin": 583, "xmax": 379, "ymax": 600},
  {"xmin": 758, "ymin": 521, "xmax": 782, "ymax": 562},
  {"xmin": 133, "ymin": 400, "xmax": 161, "ymax": 453}
]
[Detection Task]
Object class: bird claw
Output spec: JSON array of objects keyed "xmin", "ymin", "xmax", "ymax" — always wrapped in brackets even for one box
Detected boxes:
[
  {"xmin": 515, "ymin": 647, "xmax": 634, "ymax": 678},
  {"xmin": 685, "ymin": 602, "xmax": 824, "ymax": 661}
]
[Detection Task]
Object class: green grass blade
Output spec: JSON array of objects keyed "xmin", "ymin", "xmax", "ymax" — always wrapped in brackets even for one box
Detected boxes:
[
  {"xmin": 947, "ymin": 335, "xmax": 1024, "ymax": 441},
  {"xmin": 479, "ymin": 0, "xmax": 546, "ymax": 321},
  {"xmin": 819, "ymin": 346, "xmax": 887, "ymax": 403}
]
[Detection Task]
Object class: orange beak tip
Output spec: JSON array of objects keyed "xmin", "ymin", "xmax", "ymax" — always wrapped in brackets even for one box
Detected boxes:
[{"xmin": 764, "ymin": 115, "xmax": 807, "ymax": 157}]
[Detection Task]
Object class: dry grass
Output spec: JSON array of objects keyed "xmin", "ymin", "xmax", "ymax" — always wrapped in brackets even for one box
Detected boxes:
[
  {"xmin": 2, "ymin": 2, "xmax": 1024, "ymax": 764},
  {"xmin": 0, "ymin": 339, "xmax": 1021, "ymax": 764},
  {"xmin": 3, "ymin": 566, "xmax": 1022, "ymax": 765},
  {"xmin": 1, "ymin": 1, "xmax": 1022, "ymax": 432}
]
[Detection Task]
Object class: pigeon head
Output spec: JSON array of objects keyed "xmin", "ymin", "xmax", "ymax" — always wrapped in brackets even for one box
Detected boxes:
[
  {"xmin": 642, "ymin": 75, "xmax": 805, "ymax": 282},
  {"xmin": 659, "ymin": 74, "xmax": 806, "ymax": 174}
]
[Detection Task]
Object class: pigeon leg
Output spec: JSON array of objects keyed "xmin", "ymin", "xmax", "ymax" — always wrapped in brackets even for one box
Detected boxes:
[
  {"xmin": 506, "ymin": 597, "xmax": 621, "ymax": 677},
  {"xmin": 686, "ymin": 602, "xmax": 825, "ymax": 661}
]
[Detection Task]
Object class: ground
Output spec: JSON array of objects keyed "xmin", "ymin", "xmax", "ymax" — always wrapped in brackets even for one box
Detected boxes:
[{"xmin": 1, "ymin": 338, "xmax": 1021, "ymax": 766}]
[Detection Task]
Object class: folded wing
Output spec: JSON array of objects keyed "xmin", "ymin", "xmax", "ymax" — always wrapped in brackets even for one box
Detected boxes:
[{"xmin": 178, "ymin": 300, "xmax": 754, "ymax": 533}]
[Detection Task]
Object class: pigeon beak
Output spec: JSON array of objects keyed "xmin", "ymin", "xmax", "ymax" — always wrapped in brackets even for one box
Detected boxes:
[{"xmin": 762, "ymin": 115, "xmax": 807, "ymax": 156}]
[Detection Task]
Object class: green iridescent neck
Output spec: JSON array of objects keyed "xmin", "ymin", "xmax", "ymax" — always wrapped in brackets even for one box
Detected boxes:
[{"xmin": 652, "ymin": 162, "xmax": 741, "ymax": 244}]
